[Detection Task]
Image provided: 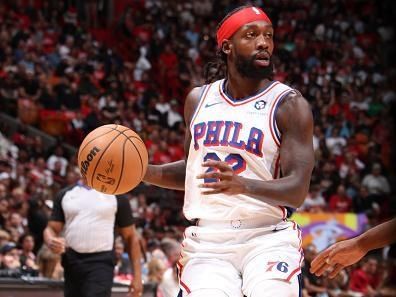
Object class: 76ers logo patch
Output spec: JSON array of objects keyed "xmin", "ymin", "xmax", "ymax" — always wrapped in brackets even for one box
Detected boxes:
[{"xmin": 254, "ymin": 100, "xmax": 266, "ymax": 110}]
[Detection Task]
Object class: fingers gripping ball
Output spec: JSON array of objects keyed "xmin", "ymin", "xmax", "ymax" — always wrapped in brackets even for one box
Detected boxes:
[{"xmin": 78, "ymin": 124, "xmax": 148, "ymax": 195}]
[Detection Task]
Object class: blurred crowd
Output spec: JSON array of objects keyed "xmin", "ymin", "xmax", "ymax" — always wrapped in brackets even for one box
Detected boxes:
[{"xmin": 0, "ymin": 0, "xmax": 395, "ymax": 296}]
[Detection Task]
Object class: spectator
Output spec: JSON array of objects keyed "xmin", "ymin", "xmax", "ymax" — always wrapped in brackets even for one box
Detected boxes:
[
  {"xmin": 325, "ymin": 127, "xmax": 347, "ymax": 156},
  {"xmin": 0, "ymin": 196, "xmax": 9, "ymax": 228},
  {"xmin": 329, "ymin": 184, "xmax": 353, "ymax": 213},
  {"xmin": 46, "ymin": 146, "xmax": 68, "ymax": 177},
  {"xmin": 114, "ymin": 237, "xmax": 132, "ymax": 276},
  {"xmin": 167, "ymin": 100, "xmax": 183, "ymax": 129},
  {"xmin": 338, "ymin": 151, "xmax": 365, "ymax": 180},
  {"xmin": 353, "ymin": 186, "xmax": 379, "ymax": 215},
  {"xmin": 362, "ymin": 163, "xmax": 391, "ymax": 196},
  {"xmin": 18, "ymin": 233, "xmax": 38, "ymax": 271},
  {"xmin": 300, "ymin": 184, "xmax": 327, "ymax": 213},
  {"xmin": 157, "ymin": 238, "xmax": 181, "ymax": 297},
  {"xmin": 0, "ymin": 242, "xmax": 21, "ymax": 270},
  {"xmin": 37, "ymin": 244, "xmax": 63, "ymax": 280},
  {"xmin": 0, "ymin": 230, "xmax": 11, "ymax": 248},
  {"xmin": 301, "ymin": 245, "xmax": 329, "ymax": 297},
  {"xmin": 349, "ymin": 258, "xmax": 380, "ymax": 296},
  {"xmin": 147, "ymin": 257, "xmax": 166, "ymax": 284}
]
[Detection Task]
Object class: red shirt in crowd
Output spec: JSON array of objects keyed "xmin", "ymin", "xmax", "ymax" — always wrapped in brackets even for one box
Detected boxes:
[
  {"xmin": 349, "ymin": 268, "xmax": 377, "ymax": 294},
  {"xmin": 329, "ymin": 194, "xmax": 352, "ymax": 212}
]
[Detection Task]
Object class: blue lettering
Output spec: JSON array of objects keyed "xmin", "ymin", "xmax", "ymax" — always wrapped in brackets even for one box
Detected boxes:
[
  {"xmin": 193, "ymin": 122, "xmax": 206, "ymax": 150},
  {"xmin": 246, "ymin": 127, "xmax": 264, "ymax": 157},
  {"xmin": 229, "ymin": 122, "xmax": 246, "ymax": 149},
  {"xmin": 203, "ymin": 121, "xmax": 224, "ymax": 147}
]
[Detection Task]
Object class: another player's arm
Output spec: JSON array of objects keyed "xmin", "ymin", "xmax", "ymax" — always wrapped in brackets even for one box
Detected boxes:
[
  {"xmin": 142, "ymin": 87, "xmax": 202, "ymax": 191},
  {"xmin": 198, "ymin": 92, "xmax": 314, "ymax": 208},
  {"xmin": 310, "ymin": 218, "xmax": 396, "ymax": 278}
]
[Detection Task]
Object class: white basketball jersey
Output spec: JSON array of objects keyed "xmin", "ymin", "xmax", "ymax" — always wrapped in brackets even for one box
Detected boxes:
[{"xmin": 184, "ymin": 79, "xmax": 295, "ymax": 221}]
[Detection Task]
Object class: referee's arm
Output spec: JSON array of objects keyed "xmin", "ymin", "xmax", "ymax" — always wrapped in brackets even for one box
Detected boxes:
[
  {"xmin": 116, "ymin": 196, "xmax": 143, "ymax": 296},
  {"xmin": 43, "ymin": 188, "xmax": 66, "ymax": 254}
]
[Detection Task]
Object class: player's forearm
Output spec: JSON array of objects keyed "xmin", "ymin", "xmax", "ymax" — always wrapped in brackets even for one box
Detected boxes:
[
  {"xmin": 357, "ymin": 218, "xmax": 396, "ymax": 253},
  {"xmin": 142, "ymin": 160, "xmax": 186, "ymax": 190},
  {"xmin": 126, "ymin": 235, "xmax": 142, "ymax": 282},
  {"xmin": 242, "ymin": 173, "xmax": 310, "ymax": 208}
]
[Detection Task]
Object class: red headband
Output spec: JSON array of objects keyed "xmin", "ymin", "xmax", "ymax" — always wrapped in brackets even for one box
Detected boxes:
[{"xmin": 216, "ymin": 7, "xmax": 272, "ymax": 48}]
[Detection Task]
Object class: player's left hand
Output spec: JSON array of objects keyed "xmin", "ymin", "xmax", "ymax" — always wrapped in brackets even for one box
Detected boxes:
[
  {"xmin": 129, "ymin": 277, "xmax": 143, "ymax": 297},
  {"xmin": 197, "ymin": 160, "xmax": 245, "ymax": 195},
  {"xmin": 310, "ymin": 237, "xmax": 366, "ymax": 278}
]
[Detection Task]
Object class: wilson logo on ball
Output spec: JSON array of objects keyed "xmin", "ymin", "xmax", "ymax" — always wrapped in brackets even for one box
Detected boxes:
[{"xmin": 80, "ymin": 147, "xmax": 101, "ymax": 176}]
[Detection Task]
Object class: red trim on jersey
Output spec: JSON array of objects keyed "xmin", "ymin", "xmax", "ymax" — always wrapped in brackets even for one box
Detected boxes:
[
  {"xmin": 219, "ymin": 80, "xmax": 279, "ymax": 106},
  {"xmin": 189, "ymin": 84, "xmax": 212, "ymax": 130},
  {"xmin": 180, "ymin": 280, "xmax": 191, "ymax": 294},
  {"xmin": 286, "ymin": 225, "xmax": 303, "ymax": 282},
  {"xmin": 278, "ymin": 206, "xmax": 286, "ymax": 219},
  {"xmin": 177, "ymin": 260, "xmax": 192, "ymax": 294},
  {"xmin": 286, "ymin": 259, "xmax": 302, "ymax": 282},
  {"xmin": 268, "ymin": 89, "xmax": 290, "ymax": 147}
]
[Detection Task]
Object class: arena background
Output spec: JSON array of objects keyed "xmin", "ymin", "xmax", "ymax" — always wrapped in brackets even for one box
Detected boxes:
[{"xmin": 0, "ymin": 0, "xmax": 395, "ymax": 296}]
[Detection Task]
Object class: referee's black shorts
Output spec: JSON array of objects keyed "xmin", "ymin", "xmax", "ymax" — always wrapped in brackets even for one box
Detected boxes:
[{"xmin": 62, "ymin": 248, "xmax": 114, "ymax": 297}]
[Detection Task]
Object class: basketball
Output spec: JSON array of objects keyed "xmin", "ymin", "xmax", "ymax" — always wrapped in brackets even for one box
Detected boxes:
[{"xmin": 77, "ymin": 124, "xmax": 148, "ymax": 195}]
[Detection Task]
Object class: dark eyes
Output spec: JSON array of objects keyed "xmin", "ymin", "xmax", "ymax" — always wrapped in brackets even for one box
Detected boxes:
[{"xmin": 246, "ymin": 32, "xmax": 273, "ymax": 39}]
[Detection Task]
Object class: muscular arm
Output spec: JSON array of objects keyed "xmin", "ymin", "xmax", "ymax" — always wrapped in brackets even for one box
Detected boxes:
[
  {"xmin": 310, "ymin": 218, "xmax": 396, "ymax": 278},
  {"xmin": 142, "ymin": 87, "xmax": 202, "ymax": 191},
  {"xmin": 199, "ymin": 91, "xmax": 314, "ymax": 208},
  {"xmin": 357, "ymin": 218, "xmax": 396, "ymax": 252},
  {"xmin": 243, "ymin": 92, "xmax": 314, "ymax": 208}
]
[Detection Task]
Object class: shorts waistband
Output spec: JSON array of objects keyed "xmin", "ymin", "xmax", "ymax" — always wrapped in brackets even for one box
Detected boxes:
[{"xmin": 196, "ymin": 217, "xmax": 285, "ymax": 229}]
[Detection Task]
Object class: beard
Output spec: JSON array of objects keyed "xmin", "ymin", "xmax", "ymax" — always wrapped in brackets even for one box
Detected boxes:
[{"xmin": 234, "ymin": 53, "xmax": 274, "ymax": 80}]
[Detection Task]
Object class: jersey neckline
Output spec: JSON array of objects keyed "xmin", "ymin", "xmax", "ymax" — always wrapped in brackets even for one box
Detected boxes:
[{"xmin": 219, "ymin": 79, "xmax": 278, "ymax": 106}]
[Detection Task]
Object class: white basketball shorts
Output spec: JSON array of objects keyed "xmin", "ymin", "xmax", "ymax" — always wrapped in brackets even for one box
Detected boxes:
[{"xmin": 177, "ymin": 219, "xmax": 303, "ymax": 297}]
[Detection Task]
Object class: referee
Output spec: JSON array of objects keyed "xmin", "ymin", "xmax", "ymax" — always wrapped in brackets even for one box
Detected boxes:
[{"xmin": 43, "ymin": 180, "xmax": 143, "ymax": 297}]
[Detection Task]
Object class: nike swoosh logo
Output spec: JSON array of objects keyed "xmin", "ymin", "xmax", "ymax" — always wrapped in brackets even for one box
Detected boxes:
[
  {"xmin": 272, "ymin": 226, "xmax": 289, "ymax": 232},
  {"xmin": 205, "ymin": 102, "xmax": 223, "ymax": 108}
]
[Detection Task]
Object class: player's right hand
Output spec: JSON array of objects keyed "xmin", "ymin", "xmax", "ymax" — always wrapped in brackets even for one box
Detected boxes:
[
  {"xmin": 48, "ymin": 237, "xmax": 66, "ymax": 254},
  {"xmin": 310, "ymin": 237, "xmax": 366, "ymax": 278}
]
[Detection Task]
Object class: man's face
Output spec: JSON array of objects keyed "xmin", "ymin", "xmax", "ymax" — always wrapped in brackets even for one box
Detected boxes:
[
  {"xmin": 229, "ymin": 21, "xmax": 274, "ymax": 79},
  {"xmin": 365, "ymin": 259, "xmax": 378, "ymax": 274}
]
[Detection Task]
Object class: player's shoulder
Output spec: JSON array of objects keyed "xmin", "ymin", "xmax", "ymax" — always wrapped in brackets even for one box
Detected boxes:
[
  {"xmin": 275, "ymin": 85, "xmax": 313, "ymax": 132},
  {"xmin": 186, "ymin": 78, "xmax": 223, "ymax": 100},
  {"xmin": 273, "ymin": 81, "xmax": 309, "ymax": 108}
]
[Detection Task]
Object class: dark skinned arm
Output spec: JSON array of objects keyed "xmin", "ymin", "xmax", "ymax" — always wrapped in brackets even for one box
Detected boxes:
[
  {"xmin": 197, "ymin": 91, "xmax": 314, "ymax": 209},
  {"xmin": 142, "ymin": 87, "xmax": 202, "ymax": 190},
  {"xmin": 310, "ymin": 218, "xmax": 396, "ymax": 278},
  {"xmin": 118, "ymin": 225, "xmax": 143, "ymax": 297}
]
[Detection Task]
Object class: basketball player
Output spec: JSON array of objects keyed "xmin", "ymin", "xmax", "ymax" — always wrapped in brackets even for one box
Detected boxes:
[
  {"xmin": 310, "ymin": 218, "xmax": 396, "ymax": 278},
  {"xmin": 143, "ymin": 5, "xmax": 314, "ymax": 297}
]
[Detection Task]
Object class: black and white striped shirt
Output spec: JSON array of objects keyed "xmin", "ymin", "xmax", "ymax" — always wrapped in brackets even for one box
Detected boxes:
[{"xmin": 51, "ymin": 182, "xmax": 134, "ymax": 253}]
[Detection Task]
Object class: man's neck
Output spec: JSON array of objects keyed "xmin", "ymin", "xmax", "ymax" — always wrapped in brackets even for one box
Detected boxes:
[{"xmin": 226, "ymin": 70, "xmax": 272, "ymax": 100}]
